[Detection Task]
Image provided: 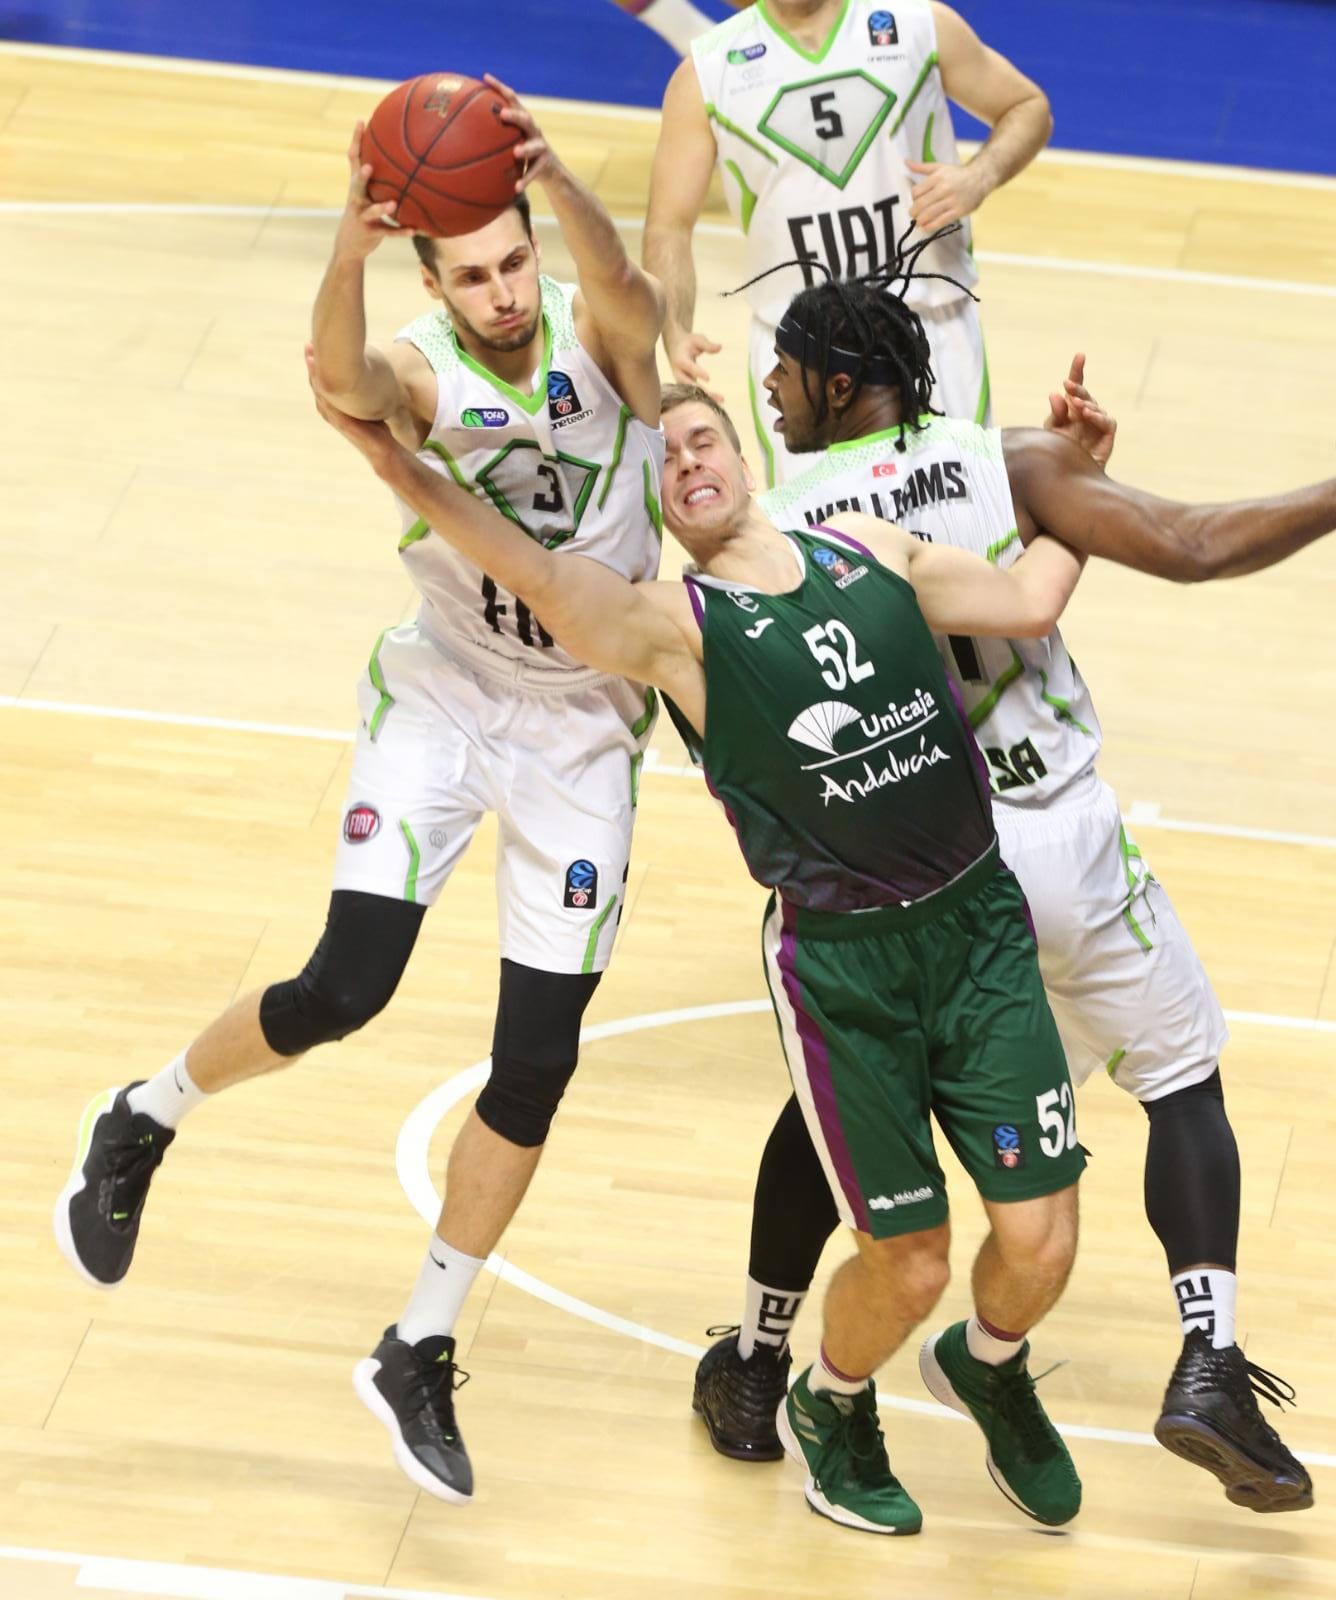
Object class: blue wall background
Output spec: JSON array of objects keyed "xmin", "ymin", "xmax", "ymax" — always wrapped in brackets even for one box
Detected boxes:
[{"xmin": 3, "ymin": 1, "xmax": 1334, "ymax": 173}]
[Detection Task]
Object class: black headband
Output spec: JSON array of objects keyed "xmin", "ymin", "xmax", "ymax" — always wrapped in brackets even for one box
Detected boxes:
[{"xmin": 774, "ymin": 309, "xmax": 901, "ymax": 387}]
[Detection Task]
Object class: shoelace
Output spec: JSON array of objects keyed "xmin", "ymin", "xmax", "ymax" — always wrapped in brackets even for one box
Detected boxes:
[
  {"xmin": 987, "ymin": 1361, "xmax": 1064, "ymax": 1464},
  {"xmin": 705, "ymin": 1324, "xmax": 740, "ymax": 1339},
  {"xmin": 1242, "ymin": 1358, "xmax": 1298, "ymax": 1413},
  {"xmin": 106, "ymin": 1133, "xmax": 163, "ymax": 1210},
  {"xmin": 406, "ymin": 1356, "xmax": 472, "ymax": 1444},
  {"xmin": 813, "ymin": 1398, "xmax": 898, "ymax": 1493}
]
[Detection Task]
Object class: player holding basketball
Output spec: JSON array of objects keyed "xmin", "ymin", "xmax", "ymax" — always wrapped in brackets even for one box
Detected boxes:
[
  {"xmin": 313, "ymin": 372, "xmax": 1092, "ymax": 1535},
  {"xmin": 644, "ymin": 0, "xmax": 1051, "ymax": 483},
  {"xmin": 688, "ymin": 271, "xmax": 1332, "ymax": 1513},
  {"xmin": 53, "ymin": 82, "xmax": 664, "ymax": 1506}
]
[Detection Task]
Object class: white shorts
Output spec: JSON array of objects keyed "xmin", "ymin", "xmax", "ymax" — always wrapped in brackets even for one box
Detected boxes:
[
  {"xmin": 748, "ymin": 296, "xmax": 992, "ymax": 489},
  {"xmin": 332, "ymin": 623, "xmax": 656, "ymax": 975},
  {"xmin": 995, "ymin": 774, "xmax": 1229, "ymax": 1102}
]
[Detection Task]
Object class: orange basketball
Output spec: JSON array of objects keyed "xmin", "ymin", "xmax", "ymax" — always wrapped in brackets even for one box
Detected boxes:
[{"xmin": 363, "ymin": 72, "xmax": 524, "ymax": 238}]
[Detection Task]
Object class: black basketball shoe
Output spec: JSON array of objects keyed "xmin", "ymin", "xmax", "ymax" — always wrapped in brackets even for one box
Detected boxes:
[
  {"xmin": 354, "ymin": 1326, "xmax": 474, "ymax": 1503},
  {"xmin": 1155, "ymin": 1331, "xmax": 1313, "ymax": 1512},
  {"xmin": 692, "ymin": 1326, "xmax": 790, "ymax": 1461},
  {"xmin": 53, "ymin": 1083, "xmax": 175, "ymax": 1289}
]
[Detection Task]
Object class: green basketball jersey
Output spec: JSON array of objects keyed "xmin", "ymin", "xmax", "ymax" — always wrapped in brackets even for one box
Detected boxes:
[
  {"xmin": 691, "ymin": 0, "xmax": 977, "ymax": 331},
  {"xmin": 671, "ymin": 528, "xmax": 995, "ymax": 911}
]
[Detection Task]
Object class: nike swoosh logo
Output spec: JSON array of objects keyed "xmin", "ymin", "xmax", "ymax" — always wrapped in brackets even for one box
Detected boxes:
[
  {"xmin": 174, "ymin": 1066, "xmax": 185, "ymax": 1093},
  {"xmin": 745, "ymin": 618, "xmax": 774, "ymax": 639},
  {"xmin": 430, "ymin": 1254, "xmax": 447, "ymax": 1270}
]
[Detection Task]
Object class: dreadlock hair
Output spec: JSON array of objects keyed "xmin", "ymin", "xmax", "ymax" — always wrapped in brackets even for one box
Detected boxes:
[
  {"xmin": 660, "ymin": 381, "xmax": 743, "ymax": 453},
  {"xmin": 728, "ymin": 220, "xmax": 979, "ymax": 451},
  {"xmin": 412, "ymin": 192, "xmax": 534, "ymax": 277}
]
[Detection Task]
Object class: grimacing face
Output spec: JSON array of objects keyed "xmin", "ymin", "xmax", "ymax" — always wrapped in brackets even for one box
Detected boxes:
[
  {"xmin": 425, "ymin": 208, "xmax": 542, "ymax": 354},
  {"xmin": 662, "ymin": 401, "xmax": 755, "ymax": 546}
]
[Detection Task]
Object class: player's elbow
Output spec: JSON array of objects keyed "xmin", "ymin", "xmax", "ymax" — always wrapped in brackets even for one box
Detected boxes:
[{"xmin": 1013, "ymin": 583, "xmax": 1067, "ymax": 637}]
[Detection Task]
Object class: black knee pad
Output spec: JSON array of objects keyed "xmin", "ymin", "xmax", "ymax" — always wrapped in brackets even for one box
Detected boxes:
[
  {"xmin": 474, "ymin": 960, "xmax": 601, "ymax": 1147},
  {"xmin": 259, "ymin": 890, "xmax": 425, "ymax": 1056}
]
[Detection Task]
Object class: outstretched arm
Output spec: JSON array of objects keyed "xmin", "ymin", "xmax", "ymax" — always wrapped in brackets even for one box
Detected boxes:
[
  {"xmin": 643, "ymin": 59, "xmax": 725, "ymax": 398},
  {"xmin": 313, "ymin": 386, "xmax": 701, "ymax": 712},
  {"xmin": 826, "ymin": 513, "xmax": 1084, "ymax": 638},
  {"xmin": 1005, "ymin": 428, "xmax": 1336, "ymax": 581},
  {"xmin": 489, "ymin": 75, "xmax": 663, "ymax": 420}
]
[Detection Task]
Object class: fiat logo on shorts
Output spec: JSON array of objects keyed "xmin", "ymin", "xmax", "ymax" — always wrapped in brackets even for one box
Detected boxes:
[{"xmin": 344, "ymin": 803, "xmax": 381, "ymax": 844}]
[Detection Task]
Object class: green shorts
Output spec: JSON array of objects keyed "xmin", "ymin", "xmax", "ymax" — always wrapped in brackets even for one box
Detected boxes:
[{"xmin": 761, "ymin": 844, "xmax": 1085, "ymax": 1240}]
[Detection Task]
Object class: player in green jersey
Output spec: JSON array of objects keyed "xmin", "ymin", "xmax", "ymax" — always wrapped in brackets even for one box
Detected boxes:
[
  {"xmin": 692, "ymin": 270, "xmax": 1335, "ymax": 1514},
  {"xmin": 312, "ymin": 356, "xmax": 1091, "ymax": 1535}
]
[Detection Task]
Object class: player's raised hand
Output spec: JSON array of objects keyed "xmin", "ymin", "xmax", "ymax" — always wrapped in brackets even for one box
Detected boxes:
[
  {"xmin": 905, "ymin": 158, "xmax": 987, "ymax": 232},
  {"xmin": 1044, "ymin": 353, "xmax": 1118, "ymax": 469},
  {"xmin": 334, "ymin": 121, "xmax": 400, "ymax": 258},
  {"xmin": 668, "ymin": 329, "xmax": 725, "ymax": 403},
  {"xmin": 485, "ymin": 74, "xmax": 554, "ymax": 191}
]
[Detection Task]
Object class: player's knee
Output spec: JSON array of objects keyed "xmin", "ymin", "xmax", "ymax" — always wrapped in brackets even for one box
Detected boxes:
[
  {"xmin": 1141, "ymin": 1066, "xmax": 1225, "ymax": 1122},
  {"xmin": 474, "ymin": 1051, "xmax": 577, "ymax": 1148},
  {"xmin": 994, "ymin": 1187, "xmax": 1079, "ymax": 1276},
  {"xmin": 866, "ymin": 1229, "xmax": 951, "ymax": 1320},
  {"xmin": 259, "ymin": 964, "xmax": 400, "ymax": 1055}
]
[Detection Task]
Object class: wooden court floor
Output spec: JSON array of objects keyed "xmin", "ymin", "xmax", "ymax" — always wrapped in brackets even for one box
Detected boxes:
[{"xmin": 2, "ymin": 40, "xmax": 1336, "ymax": 1600}]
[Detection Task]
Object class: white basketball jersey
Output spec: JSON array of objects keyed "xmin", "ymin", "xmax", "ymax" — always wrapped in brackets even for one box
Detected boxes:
[
  {"xmin": 691, "ymin": 0, "xmax": 977, "ymax": 330},
  {"xmin": 394, "ymin": 276, "xmax": 665, "ymax": 675},
  {"xmin": 760, "ymin": 416, "xmax": 1102, "ymax": 806}
]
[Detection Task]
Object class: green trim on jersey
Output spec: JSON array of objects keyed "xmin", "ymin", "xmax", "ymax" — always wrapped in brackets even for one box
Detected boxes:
[
  {"xmin": 631, "ymin": 686, "xmax": 658, "ymax": 740},
  {"xmin": 452, "ymin": 316, "xmax": 553, "ymax": 416},
  {"xmin": 722, "ymin": 158, "xmax": 759, "ymax": 232},
  {"xmin": 1105, "ymin": 1047, "xmax": 1127, "ymax": 1079},
  {"xmin": 367, "ymin": 629, "xmax": 395, "ymax": 742},
  {"xmin": 887, "ymin": 51, "xmax": 940, "ymax": 137},
  {"xmin": 986, "ymin": 529, "xmax": 1018, "ymax": 564},
  {"xmin": 706, "ymin": 102, "xmax": 779, "ymax": 164},
  {"xmin": 423, "ymin": 438, "xmax": 468, "ymax": 485},
  {"xmin": 582, "ymin": 894, "xmax": 619, "ymax": 973},
  {"xmin": 758, "ymin": 69, "xmax": 898, "ymax": 189},
  {"xmin": 756, "ymin": 0, "xmax": 852, "ymax": 65},
  {"xmin": 1118, "ymin": 825, "xmax": 1153, "ymax": 951},
  {"xmin": 967, "ymin": 648, "xmax": 1023, "ymax": 729},
  {"xmin": 599, "ymin": 405, "xmax": 634, "ymax": 510},
  {"xmin": 642, "ymin": 459, "xmax": 663, "ymax": 538},
  {"xmin": 399, "ymin": 518, "xmax": 430, "ymax": 553},
  {"xmin": 921, "ymin": 109, "xmax": 937, "ymax": 164},
  {"xmin": 475, "ymin": 438, "xmax": 600, "ymax": 547},
  {"xmin": 1037, "ymin": 669, "xmax": 1094, "ymax": 736},
  {"xmin": 748, "ymin": 367, "xmax": 777, "ymax": 488},
  {"xmin": 400, "ymin": 820, "xmax": 421, "ymax": 904}
]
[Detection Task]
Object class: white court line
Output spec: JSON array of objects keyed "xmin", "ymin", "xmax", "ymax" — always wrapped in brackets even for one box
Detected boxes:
[
  {"xmin": 395, "ymin": 1000, "xmax": 1336, "ymax": 1468},
  {"xmin": 0, "ymin": 1544, "xmax": 487, "ymax": 1600},
  {"xmin": 3, "ymin": 40, "xmax": 1334, "ymax": 191},
  {"xmin": 2, "ymin": 199, "xmax": 1334, "ymax": 302},
  {"xmin": 4, "ymin": 693, "xmax": 1336, "ymax": 853}
]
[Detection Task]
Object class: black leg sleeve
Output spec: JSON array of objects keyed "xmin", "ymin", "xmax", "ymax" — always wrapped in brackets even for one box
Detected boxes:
[
  {"xmin": 747, "ymin": 1093, "xmax": 841, "ymax": 1291},
  {"xmin": 1143, "ymin": 1068, "xmax": 1240, "ymax": 1273}
]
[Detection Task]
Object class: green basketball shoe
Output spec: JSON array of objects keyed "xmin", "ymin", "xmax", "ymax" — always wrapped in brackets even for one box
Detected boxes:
[
  {"xmin": 919, "ymin": 1321, "xmax": 1081, "ymax": 1525},
  {"xmin": 776, "ymin": 1366, "xmax": 923, "ymax": 1535}
]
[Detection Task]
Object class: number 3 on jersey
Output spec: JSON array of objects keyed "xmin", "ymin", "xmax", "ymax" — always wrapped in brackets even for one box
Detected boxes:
[{"xmin": 803, "ymin": 620, "xmax": 875, "ymax": 690}]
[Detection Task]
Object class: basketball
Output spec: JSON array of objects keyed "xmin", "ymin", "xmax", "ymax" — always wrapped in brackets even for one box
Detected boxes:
[{"xmin": 363, "ymin": 72, "xmax": 524, "ymax": 238}]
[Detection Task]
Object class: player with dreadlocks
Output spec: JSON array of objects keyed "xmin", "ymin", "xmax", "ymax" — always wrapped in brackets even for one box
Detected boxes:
[{"xmin": 690, "ymin": 256, "xmax": 1336, "ymax": 1516}]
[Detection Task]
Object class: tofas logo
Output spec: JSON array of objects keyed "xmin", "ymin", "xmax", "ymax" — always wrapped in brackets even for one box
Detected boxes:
[
  {"xmin": 727, "ymin": 43, "xmax": 767, "ymax": 64},
  {"xmin": 462, "ymin": 406, "xmax": 509, "ymax": 427}
]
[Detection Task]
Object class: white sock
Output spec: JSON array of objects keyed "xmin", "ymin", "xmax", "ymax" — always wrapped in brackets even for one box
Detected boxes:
[
  {"xmin": 1172, "ymin": 1267, "xmax": 1237, "ymax": 1350},
  {"xmin": 626, "ymin": 0, "xmax": 715, "ymax": 53},
  {"xmin": 965, "ymin": 1313, "xmax": 1027, "ymax": 1367},
  {"xmin": 810, "ymin": 1345, "xmax": 870, "ymax": 1396},
  {"xmin": 126, "ymin": 1050, "xmax": 208, "ymax": 1130},
  {"xmin": 738, "ymin": 1276, "xmax": 807, "ymax": 1359},
  {"xmin": 398, "ymin": 1235, "xmax": 487, "ymax": 1346}
]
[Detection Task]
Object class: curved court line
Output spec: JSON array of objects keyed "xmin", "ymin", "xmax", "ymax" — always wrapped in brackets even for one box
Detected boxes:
[{"xmin": 395, "ymin": 1000, "xmax": 1336, "ymax": 1467}]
